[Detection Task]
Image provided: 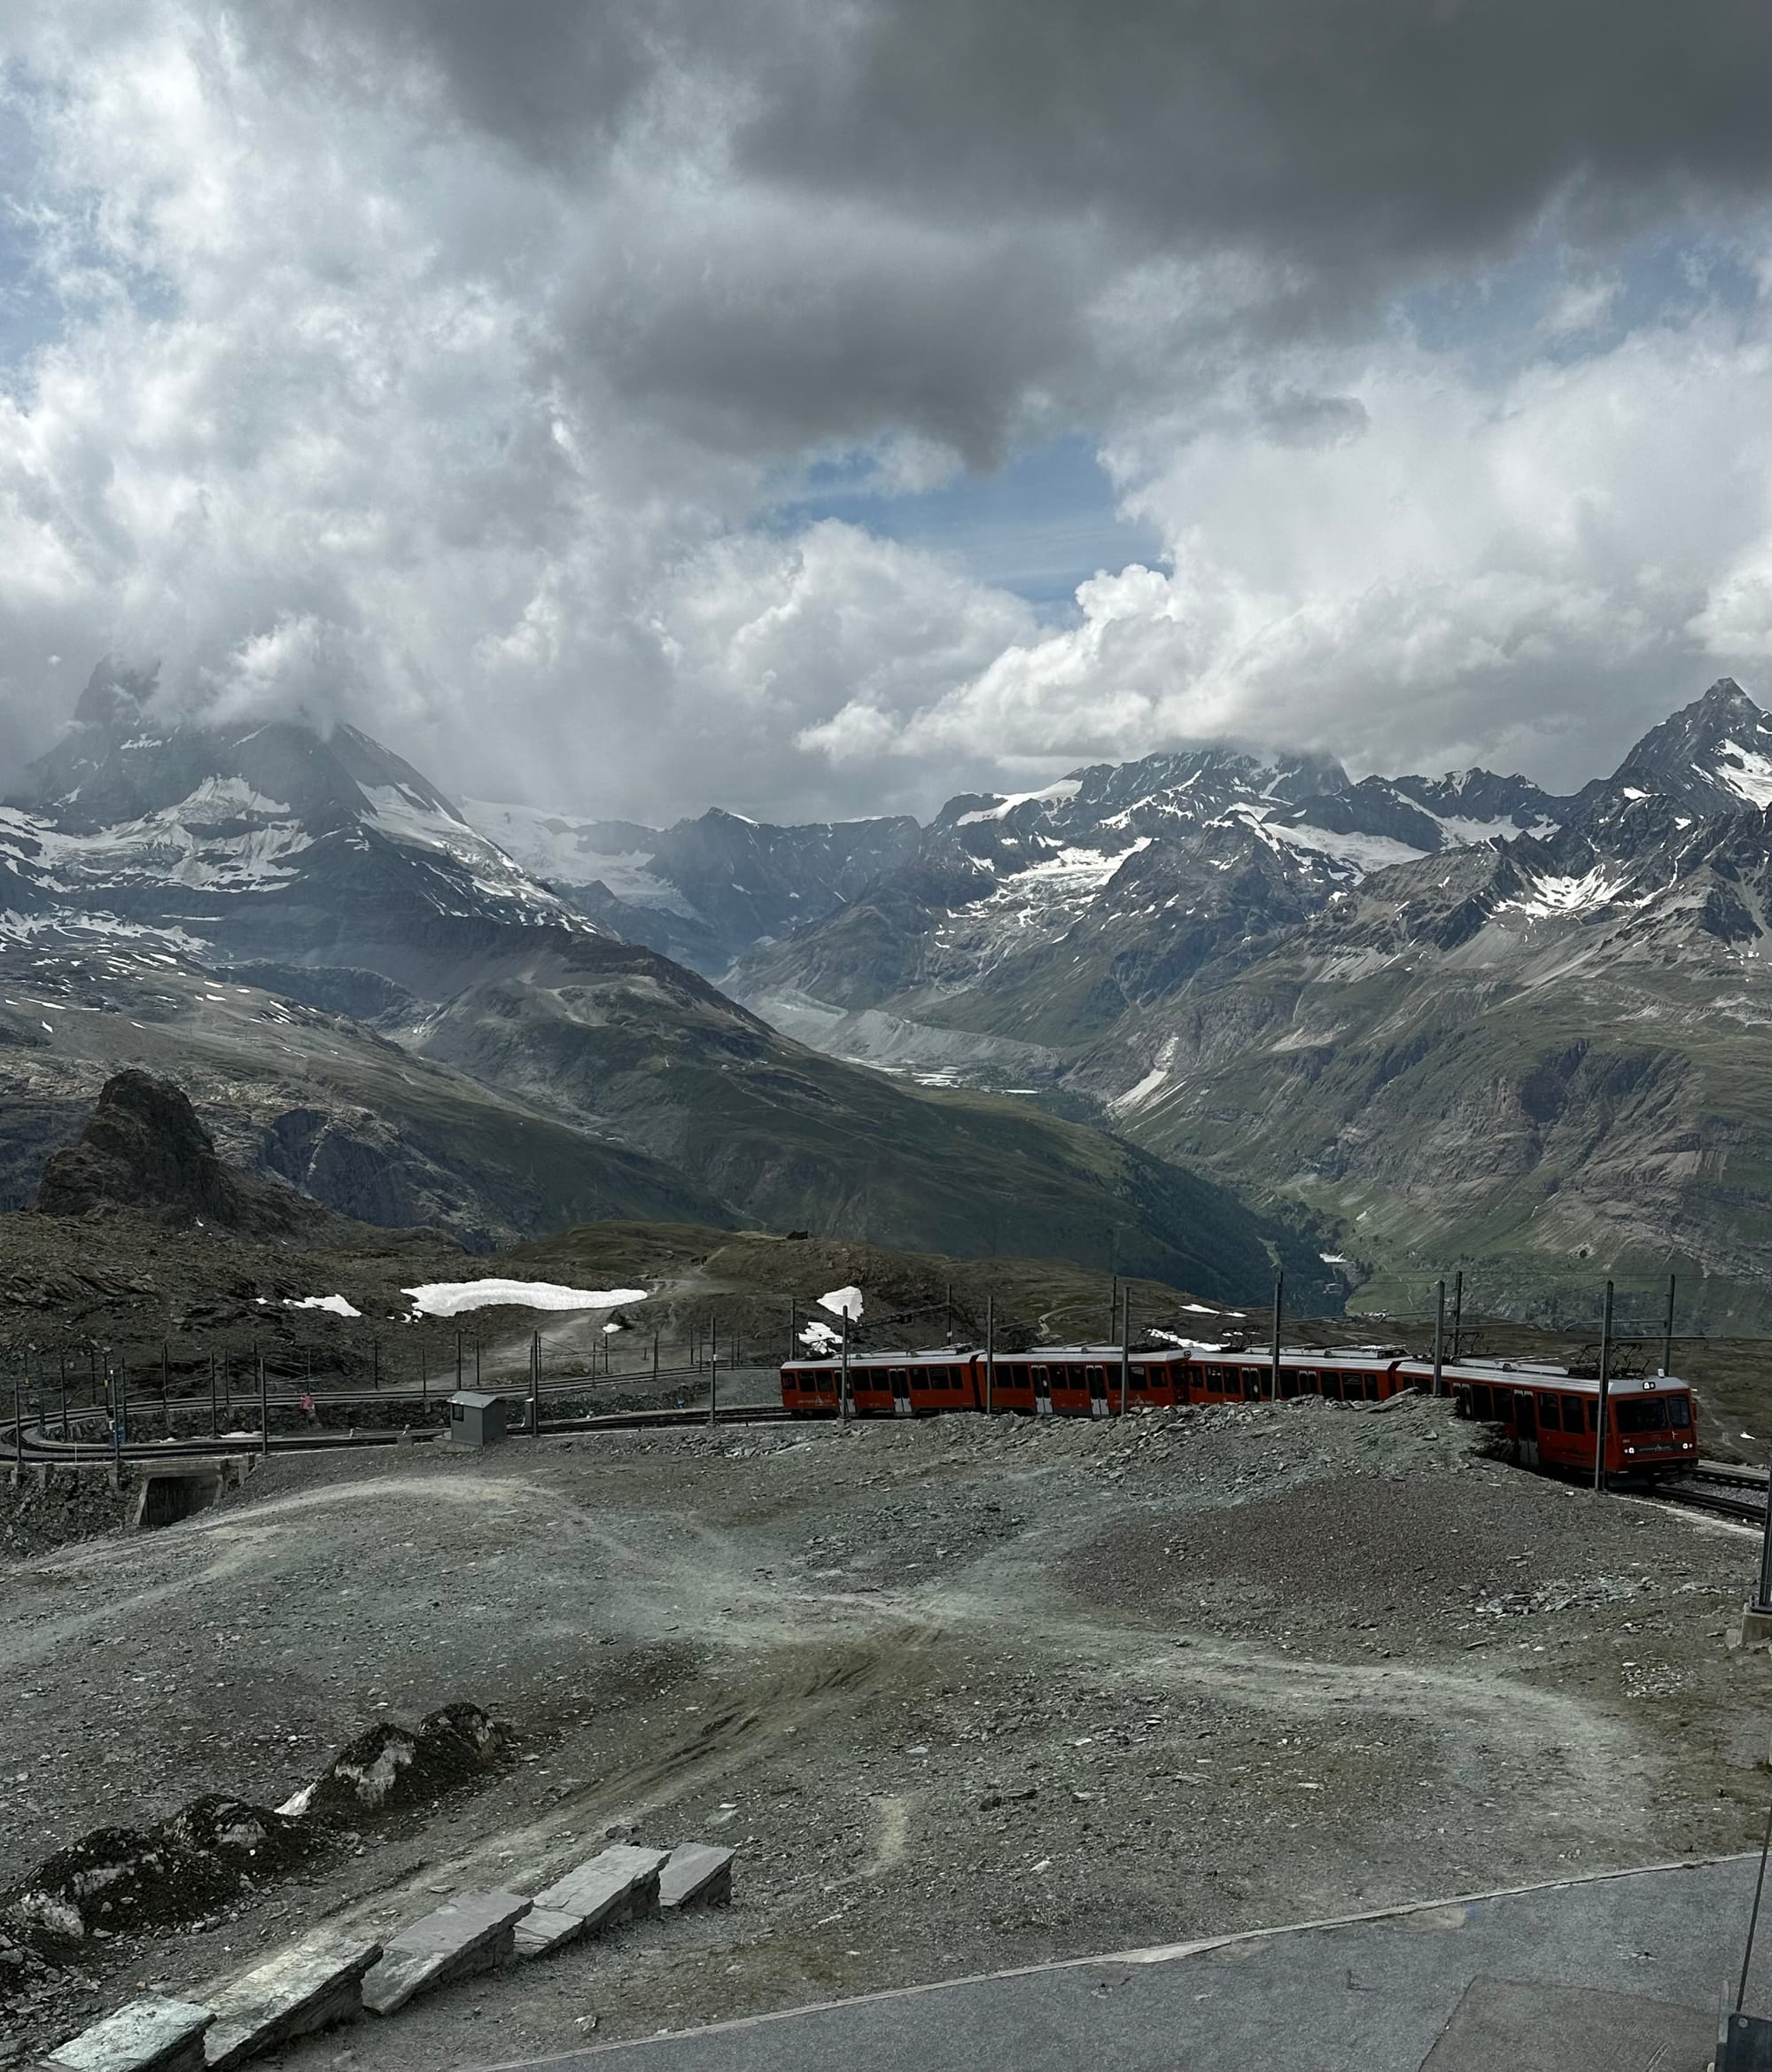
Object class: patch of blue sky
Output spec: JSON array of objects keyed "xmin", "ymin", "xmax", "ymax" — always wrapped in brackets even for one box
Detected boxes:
[
  {"xmin": 1402, "ymin": 224, "xmax": 1765, "ymax": 379},
  {"xmin": 0, "ymin": 85, "xmax": 177, "ymax": 386},
  {"xmin": 770, "ymin": 434, "xmax": 1168, "ymax": 616}
]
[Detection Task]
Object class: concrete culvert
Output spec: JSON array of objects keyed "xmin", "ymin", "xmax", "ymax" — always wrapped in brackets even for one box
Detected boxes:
[{"xmin": 131, "ymin": 1469, "xmax": 224, "ymax": 1531}]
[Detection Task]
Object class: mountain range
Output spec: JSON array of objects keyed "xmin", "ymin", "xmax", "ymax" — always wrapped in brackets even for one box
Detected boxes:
[
  {"xmin": 13, "ymin": 658, "xmax": 1772, "ymax": 1326},
  {"xmin": 512, "ymin": 676, "xmax": 1760, "ymax": 1328},
  {"xmin": 0, "ymin": 660, "xmax": 1331, "ymax": 1307}
]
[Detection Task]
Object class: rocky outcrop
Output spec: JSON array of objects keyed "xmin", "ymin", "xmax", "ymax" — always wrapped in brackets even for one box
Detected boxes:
[{"xmin": 34, "ymin": 1071, "xmax": 327, "ymax": 1240}]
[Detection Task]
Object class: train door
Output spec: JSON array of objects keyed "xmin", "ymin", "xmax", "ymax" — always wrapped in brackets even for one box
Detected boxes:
[
  {"xmin": 1086, "ymin": 1365, "xmax": 1109, "ymax": 1418},
  {"xmin": 1514, "ymin": 1390, "xmax": 1539, "ymax": 1468},
  {"xmin": 889, "ymin": 1367, "xmax": 912, "ymax": 1418},
  {"xmin": 1033, "ymin": 1364, "xmax": 1053, "ymax": 1417}
]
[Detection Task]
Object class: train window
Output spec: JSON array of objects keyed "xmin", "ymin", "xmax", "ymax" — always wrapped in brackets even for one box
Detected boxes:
[
  {"xmin": 1297, "ymin": 1370, "xmax": 1319, "ymax": 1394},
  {"xmin": 1559, "ymin": 1395, "xmax": 1582, "ymax": 1429},
  {"xmin": 1033, "ymin": 1365, "xmax": 1050, "ymax": 1391},
  {"xmin": 1471, "ymin": 1385, "xmax": 1492, "ymax": 1417},
  {"xmin": 1279, "ymin": 1371, "xmax": 1299, "ymax": 1398},
  {"xmin": 1669, "ymin": 1395, "xmax": 1691, "ymax": 1427},
  {"xmin": 1130, "ymin": 1366, "xmax": 1148, "ymax": 1391},
  {"xmin": 1616, "ymin": 1398, "xmax": 1668, "ymax": 1432},
  {"xmin": 1086, "ymin": 1366, "xmax": 1106, "ymax": 1392},
  {"xmin": 1538, "ymin": 1393, "xmax": 1561, "ymax": 1429},
  {"xmin": 1206, "ymin": 1365, "xmax": 1225, "ymax": 1390},
  {"xmin": 1363, "ymin": 1375, "xmax": 1381, "ymax": 1401},
  {"xmin": 1586, "ymin": 1399, "xmax": 1598, "ymax": 1430}
]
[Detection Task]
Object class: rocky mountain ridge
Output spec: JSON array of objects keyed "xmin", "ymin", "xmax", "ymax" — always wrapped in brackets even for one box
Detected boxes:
[
  {"xmin": 0, "ymin": 662, "xmax": 1333, "ymax": 1304},
  {"xmin": 705, "ymin": 676, "xmax": 1772, "ymax": 1324}
]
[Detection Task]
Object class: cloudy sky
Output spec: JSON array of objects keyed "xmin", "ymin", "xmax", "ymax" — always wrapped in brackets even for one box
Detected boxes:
[{"xmin": 1, "ymin": 3, "xmax": 1769, "ymax": 825}]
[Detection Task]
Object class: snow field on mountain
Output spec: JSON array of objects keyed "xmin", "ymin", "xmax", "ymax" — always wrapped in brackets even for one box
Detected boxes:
[{"xmin": 401, "ymin": 1279, "xmax": 649, "ymax": 1319}]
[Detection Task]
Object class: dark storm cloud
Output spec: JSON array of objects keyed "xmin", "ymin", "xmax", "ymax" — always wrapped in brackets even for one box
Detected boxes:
[
  {"xmin": 244, "ymin": 0, "xmax": 1772, "ymax": 470},
  {"xmin": 293, "ymin": 0, "xmax": 1772, "ymax": 260},
  {"xmin": 734, "ymin": 1, "xmax": 1772, "ymax": 259}
]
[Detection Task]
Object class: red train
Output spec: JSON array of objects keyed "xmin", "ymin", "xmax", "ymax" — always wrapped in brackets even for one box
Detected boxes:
[{"xmin": 779, "ymin": 1343, "xmax": 1698, "ymax": 1479}]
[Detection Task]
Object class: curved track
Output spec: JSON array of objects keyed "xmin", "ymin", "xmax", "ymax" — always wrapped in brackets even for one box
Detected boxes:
[{"xmin": 2, "ymin": 1398, "xmax": 794, "ymax": 1468}]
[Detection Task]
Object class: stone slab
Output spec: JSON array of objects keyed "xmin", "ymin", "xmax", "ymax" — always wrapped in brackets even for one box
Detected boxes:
[
  {"xmin": 1417, "ymin": 1974, "xmax": 1712, "ymax": 2070},
  {"xmin": 361, "ymin": 1889, "xmax": 531, "ymax": 2017},
  {"xmin": 201, "ymin": 1933, "xmax": 384, "ymax": 2068},
  {"xmin": 46, "ymin": 1999, "xmax": 213, "ymax": 2072},
  {"xmin": 514, "ymin": 1907, "xmax": 593, "ymax": 1961},
  {"xmin": 532, "ymin": 1845, "xmax": 671, "ymax": 1928},
  {"xmin": 658, "ymin": 1842, "xmax": 734, "ymax": 1912}
]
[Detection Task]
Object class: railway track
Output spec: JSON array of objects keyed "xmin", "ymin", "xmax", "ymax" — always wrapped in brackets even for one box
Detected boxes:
[
  {"xmin": 1652, "ymin": 1469, "xmax": 1768, "ymax": 1524},
  {"xmin": 2, "ymin": 1399, "xmax": 794, "ymax": 1468}
]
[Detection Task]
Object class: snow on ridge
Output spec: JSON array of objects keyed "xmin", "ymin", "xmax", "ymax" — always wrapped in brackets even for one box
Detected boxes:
[
  {"xmin": 1713, "ymin": 740, "xmax": 1772, "ymax": 808},
  {"xmin": 818, "ymin": 1284, "xmax": 863, "ymax": 1320},
  {"xmin": 1109, "ymin": 1064, "xmax": 1171, "ymax": 1115},
  {"xmin": 1265, "ymin": 821, "xmax": 1426, "ymax": 876},
  {"xmin": 284, "ymin": 1294, "xmax": 361, "ymax": 1317},
  {"xmin": 956, "ymin": 778, "xmax": 1084, "ymax": 826},
  {"xmin": 1500, "ymin": 864, "xmax": 1628, "ymax": 918},
  {"xmin": 403, "ymin": 1278, "xmax": 648, "ymax": 1318}
]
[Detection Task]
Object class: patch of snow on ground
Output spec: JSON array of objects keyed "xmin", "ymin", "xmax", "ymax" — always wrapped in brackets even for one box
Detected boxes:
[
  {"xmin": 403, "ymin": 1279, "xmax": 648, "ymax": 1318},
  {"xmin": 799, "ymin": 1320, "xmax": 843, "ymax": 1353},
  {"xmin": 284, "ymin": 1295, "xmax": 361, "ymax": 1318},
  {"xmin": 818, "ymin": 1285, "xmax": 864, "ymax": 1320}
]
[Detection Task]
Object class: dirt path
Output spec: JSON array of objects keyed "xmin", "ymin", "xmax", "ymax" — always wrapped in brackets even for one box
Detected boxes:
[{"xmin": 5, "ymin": 1397, "xmax": 1769, "ymax": 2067}]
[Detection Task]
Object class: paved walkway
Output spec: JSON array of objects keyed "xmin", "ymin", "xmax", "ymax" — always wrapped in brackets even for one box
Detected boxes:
[{"xmin": 498, "ymin": 1857, "xmax": 1769, "ymax": 2072}]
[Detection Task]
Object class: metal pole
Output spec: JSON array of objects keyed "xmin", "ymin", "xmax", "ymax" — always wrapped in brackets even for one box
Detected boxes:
[
  {"xmin": 110, "ymin": 1361, "xmax": 122, "ymax": 1483},
  {"xmin": 1270, "ymin": 1272, "xmax": 1283, "ymax": 1399},
  {"xmin": 531, "ymin": 1331, "xmax": 540, "ymax": 1437},
  {"xmin": 59, "ymin": 1345, "xmax": 67, "ymax": 1442},
  {"xmin": 161, "ymin": 1338, "xmax": 168, "ymax": 1423},
  {"xmin": 1120, "ymin": 1285, "xmax": 1131, "ymax": 1416},
  {"xmin": 708, "ymin": 1354, "xmax": 719, "ymax": 1429},
  {"xmin": 1109, "ymin": 1273, "xmax": 1118, "ymax": 1353},
  {"xmin": 840, "ymin": 1316, "xmax": 851, "ymax": 1426},
  {"xmin": 1593, "ymin": 1280, "xmax": 1614, "ymax": 1494},
  {"xmin": 260, "ymin": 1352, "xmax": 270, "ymax": 1458},
  {"xmin": 420, "ymin": 1344, "xmax": 427, "ymax": 1408},
  {"xmin": 1450, "ymin": 1270, "xmax": 1464, "ymax": 1363},
  {"xmin": 456, "ymin": 1330, "xmax": 463, "ymax": 1390},
  {"xmin": 944, "ymin": 1281, "xmax": 952, "ymax": 1344},
  {"xmin": 985, "ymin": 1294, "xmax": 995, "ymax": 1415},
  {"xmin": 1662, "ymin": 1272, "xmax": 1677, "ymax": 1378},
  {"xmin": 653, "ymin": 1330, "xmax": 659, "ymax": 1383},
  {"xmin": 372, "ymin": 1336, "xmax": 380, "ymax": 1391},
  {"xmin": 1433, "ymin": 1280, "xmax": 1446, "ymax": 1396},
  {"xmin": 209, "ymin": 1353, "xmax": 217, "ymax": 1439},
  {"xmin": 12, "ymin": 1368, "xmax": 20, "ymax": 1470},
  {"xmin": 1737, "ymin": 1790, "xmax": 1772, "ymax": 2013},
  {"xmin": 475, "ymin": 1338, "xmax": 481, "ymax": 1386}
]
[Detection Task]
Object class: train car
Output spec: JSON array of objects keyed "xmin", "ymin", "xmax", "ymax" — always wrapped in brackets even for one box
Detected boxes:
[
  {"xmin": 781, "ymin": 1349, "xmax": 983, "ymax": 1418},
  {"xmin": 779, "ymin": 1341, "xmax": 1698, "ymax": 1483},
  {"xmin": 1442, "ymin": 1362, "xmax": 1697, "ymax": 1479}
]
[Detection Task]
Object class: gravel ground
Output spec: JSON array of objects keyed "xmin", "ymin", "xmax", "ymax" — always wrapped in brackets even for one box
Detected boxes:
[{"xmin": 4, "ymin": 1395, "xmax": 1771, "ymax": 2066}]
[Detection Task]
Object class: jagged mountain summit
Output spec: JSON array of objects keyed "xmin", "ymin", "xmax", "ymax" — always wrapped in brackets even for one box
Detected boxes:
[
  {"xmin": 467, "ymin": 746, "xmax": 1570, "ymax": 989},
  {"xmin": 0, "ymin": 662, "xmax": 1332, "ymax": 1302},
  {"xmin": 464, "ymin": 796, "xmax": 922, "ymax": 971},
  {"xmin": 3, "ymin": 660, "xmax": 583, "ymax": 1001}
]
